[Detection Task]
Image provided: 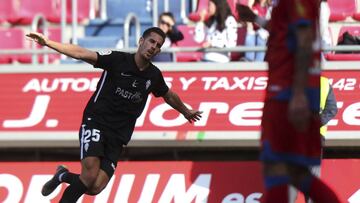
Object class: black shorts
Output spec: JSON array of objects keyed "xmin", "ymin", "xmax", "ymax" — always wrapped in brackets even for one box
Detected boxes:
[{"xmin": 78, "ymin": 118, "xmax": 125, "ymax": 178}]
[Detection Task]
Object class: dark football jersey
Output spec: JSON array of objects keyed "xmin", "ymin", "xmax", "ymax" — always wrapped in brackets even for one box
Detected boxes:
[{"xmin": 82, "ymin": 51, "xmax": 169, "ymax": 139}]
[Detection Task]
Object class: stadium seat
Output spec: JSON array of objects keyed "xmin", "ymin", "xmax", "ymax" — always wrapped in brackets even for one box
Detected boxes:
[
  {"xmin": 47, "ymin": 0, "xmax": 91, "ymax": 24},
  {"xmin": 324, "ymin": 26, "xmax": 360, "ymax": 61},
  {"xmin": 77, "ymin": 36, "xmax": 120, "ymax": 48},
  {"xmin": 328, "ymin": 0, "xmax": 356, "ymax": 22},
  {"xmin": 0, "ymin": 28, "xmax": 26, "ymax": 63},
  {"xmin": 7, "ymin": 0, "xmax": 57, "ymax": 25},
  {"xmin": 106, "ymin": 0, "xmax": 152, "ymax": 23},
  {"xmin": 188, "ymin": 0, "xmax": 209, "ymax": 22},
  {"xmin": 0, "ymin": 0, "xmax": 16, "ymax": 24},
  {"xmin": 172, "ymin": 25, "xmax": 203, "ymax": 62}
]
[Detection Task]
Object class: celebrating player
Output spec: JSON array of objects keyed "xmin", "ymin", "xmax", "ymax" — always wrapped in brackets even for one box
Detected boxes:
[{"xmin": 26, "ymin": 27, "xmax": 202, "ymax": 203}]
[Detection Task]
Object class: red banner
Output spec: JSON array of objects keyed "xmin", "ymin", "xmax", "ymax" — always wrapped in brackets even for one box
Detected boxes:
[
  {"xmin": 0, "ymin": 70, "xmax": 359, "ymax": 134},
  {"xmin": 0, "ymin": 160, "xmax": 359, "ymax": 203}
]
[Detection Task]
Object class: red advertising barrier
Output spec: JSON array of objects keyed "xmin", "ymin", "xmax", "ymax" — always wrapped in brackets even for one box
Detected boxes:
[
  {"xmin": 0, "ymin": 70, "xmax": 360, "ymax": 144},
  {"xmin": 0, "ymin": 70, "xmax": 359, "ymax": 140},
  {"xmin": 0, "ymin": 160, "xmax": 359, "ymax": 203}
]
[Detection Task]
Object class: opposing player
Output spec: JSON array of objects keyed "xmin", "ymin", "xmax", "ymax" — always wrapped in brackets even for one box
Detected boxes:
[
  {"xmin": 237, "ymin": 0, "xmax": 341, "ymax": 202},
  {"xmin": 26, "ymin": 27, "xmax": 202, "ymax": 203}
]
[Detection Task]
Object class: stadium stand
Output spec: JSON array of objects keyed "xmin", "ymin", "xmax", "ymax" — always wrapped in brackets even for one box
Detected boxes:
[
  {"xmin": 0, "ymin": 0, "xmax": 360, "ymax": 64},
  {"xmin": 2, "ymin": 0, "xmax": 91, "ymax": 25},
  {"xmin": 47, "ymin": 0, "xmax": 92, "ymax": 24},
  {"xmin": 0, "ymin": 28, "xmax": 24, "ymax": 63},
  {"xmin": 77, "ymin": 36, "xmax": 120, "ymax": 48},
  {"xmin": 82, "ymin": 0, "xmax": 153, "ymax": 48},
  {"xmin": 0, "ymin": 0, "xmax": 16, "ymax": 24},
  {"xmin": 6, "ymin": 0, "xmax": 59, "ymax": 25},
  {"xmin": 325, "ymin": 25, "xmax": 360, "ymax": 61},
  {"xmin": 328, "ymin": 0, "xmax": 357, "ymax": 22}
]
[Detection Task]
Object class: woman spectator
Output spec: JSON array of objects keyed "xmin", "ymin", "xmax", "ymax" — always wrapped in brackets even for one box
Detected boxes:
[
  {"xmin": 243, "ymin": 0, "xmax": 272, "ymax": 61},
  {"xmin": 194, "ymin": 0, "xmax": 238, "ymax": 63}
]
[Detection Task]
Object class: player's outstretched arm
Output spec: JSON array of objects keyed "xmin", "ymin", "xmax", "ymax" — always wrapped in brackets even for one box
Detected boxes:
[
  {"xmin": 162, "ymin": 90, "xmax": 202, "ymax": 123},
  {"xmin": 26, "ymin": 32, "xmax": 98, "ymax": 65}
]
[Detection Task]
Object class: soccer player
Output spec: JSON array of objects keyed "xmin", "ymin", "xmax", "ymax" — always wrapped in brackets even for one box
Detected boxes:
[
  {"xmin": 26, "ymin": 27, "xmax": 202, "ymax": 203},
  {"xmin": 237, "ymin": 1, "xmax": 341, "ymax": 202}
]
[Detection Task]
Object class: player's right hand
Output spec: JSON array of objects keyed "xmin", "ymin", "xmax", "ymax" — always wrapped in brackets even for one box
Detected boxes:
[{"xmin": 26, "ymin": 32, "xmax": 48, "ymax": 46}]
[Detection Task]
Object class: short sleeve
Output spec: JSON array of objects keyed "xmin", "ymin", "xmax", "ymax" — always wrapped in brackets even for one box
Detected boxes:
[
  {"xmin": 94, "ymin": 50, "xmax": 121, "ymax": 71},
  {"xmin": 152, "ymin": 70, "xmax": 169, "ymax": 97}
]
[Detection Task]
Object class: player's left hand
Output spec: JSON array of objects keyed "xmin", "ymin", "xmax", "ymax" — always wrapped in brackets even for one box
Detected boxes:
[{"xmin": 184, "ymin": 110, "xmax": 203, "ymax": 124}]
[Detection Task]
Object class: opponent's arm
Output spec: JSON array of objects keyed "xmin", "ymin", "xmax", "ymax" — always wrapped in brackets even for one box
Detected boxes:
[
  {"xmin": 162, "ymin": 90, "xmax": 202, "ymax": 123},
  {"xmin": 26, "ymin": 32, "xmax": 98, "ymax": 65},
  {"xmin": 288, "ymin": 24, "xmax": 314, "ymax": 132}
]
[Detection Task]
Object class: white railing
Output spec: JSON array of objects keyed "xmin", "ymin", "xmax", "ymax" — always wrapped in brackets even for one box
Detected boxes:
[{"xmin": 30, "ymin": 14, "xmax": 49, "ymax": 65}]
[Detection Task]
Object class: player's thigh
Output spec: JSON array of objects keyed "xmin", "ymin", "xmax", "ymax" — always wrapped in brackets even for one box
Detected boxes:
[{"xmin": 261, "ymin": 100, "xmax": 322, "ymax": 165}]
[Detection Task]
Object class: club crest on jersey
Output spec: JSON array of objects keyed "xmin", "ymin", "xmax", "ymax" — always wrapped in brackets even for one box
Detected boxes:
[
  {"xmin": 98, "ymin": 50, "xmax": 112, "ymax": 55},
  {"xmin": 146, "ymin": 80, "xmax": 151, "ymax": 90},
  {"xmin": 132, "ymin": 80, "xmax": 138, "ymax": 87}
]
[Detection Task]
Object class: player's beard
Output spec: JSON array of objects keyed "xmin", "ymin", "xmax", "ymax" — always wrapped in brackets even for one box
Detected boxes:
[{"xmin": 145, "ymin": 49, "xmax": 156, "ymax": 60}]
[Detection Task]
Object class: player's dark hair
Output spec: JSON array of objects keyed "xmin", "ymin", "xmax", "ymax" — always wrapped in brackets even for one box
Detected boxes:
[{"xmin": 142, "ymin": 27, "xmax": 166, "ymax": 40}]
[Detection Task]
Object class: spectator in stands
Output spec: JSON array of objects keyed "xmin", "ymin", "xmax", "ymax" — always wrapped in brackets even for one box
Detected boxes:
[
  {"xmin": 243, "ymin": 0, "xmax": 272, "ymax": 61},
  {"xmin": 26, "ymin": 27, "xmax": 202, "ymax": 203},
  {"xmin": 153, "ymin": 12, "xmax": 184, "ymax": 62},
  {"xmin": 194, "ymin": 0, "xmax": 238, "ymax": 63}
]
